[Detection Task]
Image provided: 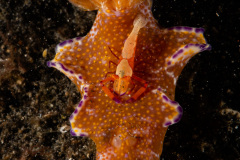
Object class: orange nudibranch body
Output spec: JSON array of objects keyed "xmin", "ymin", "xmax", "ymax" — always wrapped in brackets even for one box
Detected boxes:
[{"xmin": 47, "ymin": 0, "xmax": 210, "ymax": 159}]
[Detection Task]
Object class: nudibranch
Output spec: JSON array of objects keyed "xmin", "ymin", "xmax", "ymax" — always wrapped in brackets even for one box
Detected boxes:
[{"xmin": 47, "ymin": 0, "xmax": 210, "ymax": 159}]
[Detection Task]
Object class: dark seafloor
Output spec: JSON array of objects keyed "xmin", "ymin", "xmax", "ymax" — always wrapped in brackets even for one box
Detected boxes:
[{"xmin": 0, "ymin": 0, "xmax": 239, "ymax": 160}]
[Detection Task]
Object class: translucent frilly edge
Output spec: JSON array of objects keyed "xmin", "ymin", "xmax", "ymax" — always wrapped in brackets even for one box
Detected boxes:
[
  {"xmin": 156, "ymin": 88, "xmax": 183, "ymax": 127},
  {"xmin": 47, "ymin": 36, "xmax": 86, "ymax": 89},
  {"xmin": 55, "ymin": 36, "xmax": 82, "ymax": 53},
  {"xmin": 47, "ymin": 61, "xmax": 89, "ymax": 137},
  {"xmin": 47, "ymin": 38, "xmax": 89, "ymax": 137},
  {"xmin": 47, "ymin": 60, "xmax": 85, "ymax": 86},
  {"xmin": 165, "ymin": 26, "xmax": 211, "ymax": 68},
  {"xmin": 68, "ymin": 85, "xmax": 90, "ymax": 137},
  {"xmin": 166, "ymin": 43, "xmax": 211, "ymax": 68}
]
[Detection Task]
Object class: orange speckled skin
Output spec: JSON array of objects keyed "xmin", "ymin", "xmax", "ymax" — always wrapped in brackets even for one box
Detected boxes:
[{"xmin": 47, "ymin": 0, "xmax": 210, "ymax": 159}]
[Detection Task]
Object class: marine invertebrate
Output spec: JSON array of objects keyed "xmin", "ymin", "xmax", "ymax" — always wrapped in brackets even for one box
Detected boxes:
[
  {"xmin": 100, "ymin": 14, "xmax": 148, "ymax": 103},
  {"xmin": 47, "ymin": 0, "xmax": 210, "ymax": 159}
]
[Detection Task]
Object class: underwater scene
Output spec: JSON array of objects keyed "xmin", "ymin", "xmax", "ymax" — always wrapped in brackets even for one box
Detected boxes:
[{"xmin": 0, "ymin": 0, "xmax": 239, "ymax": 159}]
